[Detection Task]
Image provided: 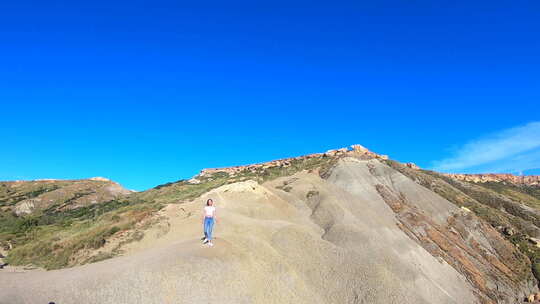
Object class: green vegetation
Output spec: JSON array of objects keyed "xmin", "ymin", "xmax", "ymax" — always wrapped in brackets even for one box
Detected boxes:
[
  {"xmin": 0, "ymin": 182, "xmax": 63, "ymax": 206},
  {"xmin": 384, "ymin": 159, "xmax": 538, "ymax": 232},
  {"xmin": 0, "ymin": 179, "xmax": 131, "ymax": 216},
  {"xmin": 0, "ymin": 155, "xmax": 340, "ymax": 270},
  {"xmin": 476, "ymin": 182, "xmax": 540, "ymax": 210},
  {"xmin": 136, "ymin": 155, "xmax": 338, "ymax": 205},
  {"xmin": 383, "ymin": 159, "xmax": 540, "ymax": 283},
  {"xmin": 425, "ymin": 173, "xmax": 540, "ymax": 230},
  {"xmin": 1, "ymin": 198, "xmax": 160, "ymax": 270},
  {"xmin": 506, "ymin": 232, "xmax": 540, "ymax": 284}
]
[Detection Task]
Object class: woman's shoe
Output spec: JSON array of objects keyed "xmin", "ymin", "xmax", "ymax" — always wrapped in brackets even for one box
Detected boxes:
[
  {"xmin": 207, "ymin": 242, "xmax": 214, "ymax": 247},
  {"xmin": 203, "ymin": 239, "xmax": 209, "ymax": 244}
]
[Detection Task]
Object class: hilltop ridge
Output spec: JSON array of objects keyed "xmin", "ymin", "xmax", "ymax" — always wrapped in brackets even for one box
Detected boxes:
[
  {"xmin": 199, "ymin": 144, "xmax": 388, "ymax": 176},
  {"xmin": 444, "ymin": 173, "xmax": 540, "ymax": 186}
]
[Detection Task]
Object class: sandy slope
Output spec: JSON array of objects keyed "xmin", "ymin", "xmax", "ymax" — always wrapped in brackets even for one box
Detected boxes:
[{"xmin": 1, "ymin": 158, "xmax": 522, "ymax": 303}]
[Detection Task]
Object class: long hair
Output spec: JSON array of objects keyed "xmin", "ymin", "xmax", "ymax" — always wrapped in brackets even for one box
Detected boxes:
[{"xmin": 206, "ymin": 198, "xmax": 213, "ymax": 206}]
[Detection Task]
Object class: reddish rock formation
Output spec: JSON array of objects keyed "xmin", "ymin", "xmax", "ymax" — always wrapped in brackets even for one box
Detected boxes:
[
  {"xmin": 350, "ymin": 144, "xmax": 389, "ymax": 159},
  {"xmin": 445, "ymin": 173, "xmax": 540, "ymax": 187},
  {"xmin": 405, "ymin": 163, "xmax": 420, "ymax": 170},
  {"xmin": 375, "ymin": 182, "xmax": 535, "ymax": 303},
  {"xmin": 200, "ymin": 144, "xmax": 389, "ymax": 176}
]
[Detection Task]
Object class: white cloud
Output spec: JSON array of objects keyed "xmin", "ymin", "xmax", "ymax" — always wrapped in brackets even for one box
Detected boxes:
[{"xmin": 431, "ymin": 121, "xmax": 540, "ymax": 173}]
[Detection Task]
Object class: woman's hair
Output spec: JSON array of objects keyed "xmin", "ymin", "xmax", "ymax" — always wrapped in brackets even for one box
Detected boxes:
[{"xmin": 206, "ymin": 199, "xmax": 213, "ymax": 206}]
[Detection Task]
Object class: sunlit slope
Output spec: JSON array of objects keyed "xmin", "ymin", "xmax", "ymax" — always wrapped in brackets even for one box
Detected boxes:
[
  {"xmin": 1, "ymin": 157, "xmax": 535, "ymax": 304},
  {"xmin": 0, "ymin": 178, "xmax": 131, "ymax": 215}
]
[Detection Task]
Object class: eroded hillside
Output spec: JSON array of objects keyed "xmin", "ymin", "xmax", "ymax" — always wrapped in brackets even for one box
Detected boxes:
[{"xmin": 1, "ymin": 146, "xmax": 540, "ymax": 304}]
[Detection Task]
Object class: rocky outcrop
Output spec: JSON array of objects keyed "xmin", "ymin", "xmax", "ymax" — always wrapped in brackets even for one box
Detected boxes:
[
  {"xmin": 199, "ymin": 153, "xmax": 331, "ymax": 176},
  {"xmin": 525, "ymin": 292, "xmax": 540, "ymax": 302},
  {"xmin": 200, "ymin": 144, "xmax": 389, "ymax": 176},
  {"xmin": 89, "ymin": 177, "xmax": 112, "ymax": 182},
  {"xmin": 349, "ymin": 144, "xmax": 389, "ymax": 159},
  {"xmin": 405, "ymin": 162, "xmax": 420, "ymax": 170},
  {"xmin": 14, "ymin": 200, "xmax": 37, "ymax": 216},
  {"xmin": 445, "ymin": 173, "xmax": 540, "ymax": 187}
]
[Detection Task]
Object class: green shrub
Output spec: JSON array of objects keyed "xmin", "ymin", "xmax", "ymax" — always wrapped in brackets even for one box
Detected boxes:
[
  {"xmin": 533, "ymin": 262, "xmax": 540, "ymax": 280},
  {"xmin": 107, "ymin": 226, "xmax": 121, "ymax": 236}
]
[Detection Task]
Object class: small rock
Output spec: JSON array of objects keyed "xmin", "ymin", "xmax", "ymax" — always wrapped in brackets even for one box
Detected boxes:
[
  {"xmin": 527, "ymin": 294, "xmax": 535, "ymax": 302},
  {"xmin": 187, "ymin": 178, "xmax": 201, "ymax": 184},
  {"xmin": 503, "ymin": 227, "xmax": 515, "ymax": 236},
  {"xmin": 405, "ymin": 163, "xmax": 420, "ymax": 170},
  {"xmin": 3, "ymin": 242, "xmax": 13, "ymax": 251},
  {"xmin": 535, "ymin": 292, "xmax": 540, "ymax": 301},
  {"xmin": 89, "ymin": 177, "xmax": 110, "ymax": 182},
  {"xmin": 529, "ymin": 237, "xmax": 540, "ymax": 247},
  {"xmin": 325, "ymin": 149, "xmax": 339, "ymax": 156},
  {"xmin": 351, "ymin": 144, "xmax": 369, "ymax": 153}
]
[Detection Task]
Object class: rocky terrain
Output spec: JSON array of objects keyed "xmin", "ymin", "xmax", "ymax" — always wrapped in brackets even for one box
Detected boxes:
[
  {"xmin": 199, "ymin": 144, "xmax": 388, "ymax": 177},
  {"xmin": 1, "ymin": 145, "xmax": 540, "ymax": 303},
  {"xmin": 444, "ymin": 173, "xmax": 540, "ymax": 186}
]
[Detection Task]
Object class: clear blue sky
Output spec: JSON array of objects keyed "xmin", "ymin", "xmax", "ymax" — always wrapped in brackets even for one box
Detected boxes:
[{"xmin": 1, "ymin": 1, "xmax": 539, "ymax": 190}]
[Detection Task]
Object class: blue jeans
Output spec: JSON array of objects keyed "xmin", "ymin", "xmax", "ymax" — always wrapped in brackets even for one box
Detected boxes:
[{"xmin": 204, "ymin": 217, "xmax": 215, "ymax": 240}]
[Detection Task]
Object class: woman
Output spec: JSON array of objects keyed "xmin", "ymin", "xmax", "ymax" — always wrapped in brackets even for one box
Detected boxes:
[{"xmin": 202, "ymin": 198, "xmax": 217, "ymax": 246}]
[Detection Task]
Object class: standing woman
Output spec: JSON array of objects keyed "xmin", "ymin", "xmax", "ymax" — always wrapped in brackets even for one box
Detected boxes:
[{"xmin": 202, "ymin": 199, "xmax": 216, "ymax": 246}]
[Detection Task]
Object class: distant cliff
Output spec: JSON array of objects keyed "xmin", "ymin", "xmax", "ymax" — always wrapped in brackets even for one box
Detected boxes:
[{"xmin": 444, "ymin": 173, "xmax": 540, "ymax": 186}]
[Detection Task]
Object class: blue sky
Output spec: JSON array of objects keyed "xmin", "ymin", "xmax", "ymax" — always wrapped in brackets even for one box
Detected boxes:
[{"xmin": 1, "ymin": 1, "xmax": 539, "ymax": 190}]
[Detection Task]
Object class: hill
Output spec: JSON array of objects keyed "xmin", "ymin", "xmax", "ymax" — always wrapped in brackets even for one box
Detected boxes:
[
  {"xmin": 0, "ymin": 177, "xmax": 133, "ymax": 269},
  {"xmin": 1, "ymin": 146, "xmax": 540, "ymax": 303},
  {"xmin": 0, "ymin": 177, "xmax": 132, "ymax": 215}
]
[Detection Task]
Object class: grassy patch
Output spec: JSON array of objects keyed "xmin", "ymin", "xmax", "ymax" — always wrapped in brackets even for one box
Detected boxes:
[
  {"xmin": 475, "ymin": 182, "xmax": 540, "ymax": 210},
  {"xmin": 84, "ymin": 251, "xmax": 116, "ymax": 264},
  {"xmin": 137, "ymin": 155, "xmax": 338, "ymax": 205},
  {"xmin": 1, "ymin": 155, "xmax": 341, "ymax": 269},
  {"xmin": 0, "ymin": 183, "xmax": 62, "ymax": 207},
  {"xmin": 1, "ymin": 198, "xmax": 159, "ymax": 269}
]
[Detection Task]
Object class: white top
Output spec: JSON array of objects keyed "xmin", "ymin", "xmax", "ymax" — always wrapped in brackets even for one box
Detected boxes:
[{"xmin": 204, "ymin": 206, "xmax": 216, "ymax": 218}]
